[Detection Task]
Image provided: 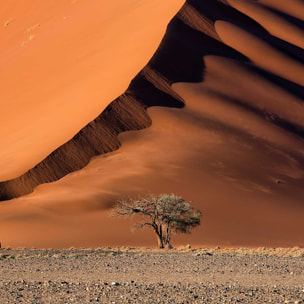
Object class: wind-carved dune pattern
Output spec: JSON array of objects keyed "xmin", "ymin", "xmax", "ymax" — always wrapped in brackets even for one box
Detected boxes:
[{"xmin": 0, "ymin": 0, "xmax": 304, "ymax": 201}]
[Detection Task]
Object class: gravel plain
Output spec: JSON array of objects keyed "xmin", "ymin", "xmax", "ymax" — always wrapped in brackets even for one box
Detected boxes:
[{"xmin": 0, "ymin": 247, "xmax": 304, "ymax": 303}]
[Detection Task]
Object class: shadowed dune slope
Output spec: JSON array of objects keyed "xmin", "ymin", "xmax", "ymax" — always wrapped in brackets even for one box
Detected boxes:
[
  {"xmin": 0, "ymin": 0, "xmax": 277, "ymax": 200},
  {"xmin": 0, "ymin": 0, "xmax": 304, "ymax": 247},
  {"xmin": 0, "ymin": 0, "xmax": 185, "ymax": 179},
  {"xmin": 0, "ymin": 0, "xmax": 258, "ymax": 200},
  {"xmin": 0, "ymin": 0, "xmax": 184, "ymax": 199}
]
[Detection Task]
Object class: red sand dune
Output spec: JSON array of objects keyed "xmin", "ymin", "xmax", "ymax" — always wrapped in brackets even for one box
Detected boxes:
[{"xmin": 0, "ymin": 0, "xmax": 304, "ymax": 248}]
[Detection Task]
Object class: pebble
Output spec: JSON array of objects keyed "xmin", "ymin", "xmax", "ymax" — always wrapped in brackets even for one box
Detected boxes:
[{"xmin": 0, "ymin": 249, "xmax": 302, "ymax": 303}]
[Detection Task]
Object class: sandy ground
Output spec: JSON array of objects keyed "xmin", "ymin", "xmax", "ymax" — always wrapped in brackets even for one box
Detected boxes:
[{"xmin": 0, "ymin": 247, "xmax": 304, "ymax": 303}]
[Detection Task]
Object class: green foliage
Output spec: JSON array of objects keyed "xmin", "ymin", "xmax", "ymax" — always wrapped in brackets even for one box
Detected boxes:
[{"xmin": 113, "ymin": 194, "xmax": 202, "ymax": 248}]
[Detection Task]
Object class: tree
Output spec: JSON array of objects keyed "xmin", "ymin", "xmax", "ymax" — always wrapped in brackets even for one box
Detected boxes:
[{"xmin": 113, "ymin": 194, "xmax": 202, "ymax": 249}]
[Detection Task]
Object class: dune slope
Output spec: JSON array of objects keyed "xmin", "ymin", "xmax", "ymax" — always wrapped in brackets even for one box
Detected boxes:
[
  {"xmin": 0, "ymin": 0, "xmax": 303, "ymax": 247},
  {"xmin": 0, "ymin": 0, "xmax": 274, "ymax": 200},
  {"xmin": 0, "ymin": 0, "xmax": 184, "ymax": 182}
]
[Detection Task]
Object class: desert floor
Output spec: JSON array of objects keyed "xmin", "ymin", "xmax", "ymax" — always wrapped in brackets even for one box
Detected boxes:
[{"xmin": 0, "ymin": 247, "xmax": 303, "ymax": 303}]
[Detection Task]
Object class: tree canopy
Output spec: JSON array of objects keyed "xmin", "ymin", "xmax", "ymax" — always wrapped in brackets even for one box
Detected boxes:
[{"xmin": 113, "ymin": 194, "xmax": 202, "ymax": 248}]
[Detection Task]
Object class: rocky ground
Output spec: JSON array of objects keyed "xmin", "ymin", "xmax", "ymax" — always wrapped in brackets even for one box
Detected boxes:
[{"xmin": 0, "ymin": 247, "xmax": 304, "ymax": 303}]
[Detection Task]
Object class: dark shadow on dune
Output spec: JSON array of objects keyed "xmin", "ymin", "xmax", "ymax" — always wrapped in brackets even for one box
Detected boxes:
[
  {"xmin": 191, "ymin": 0, "xmax": 304, "ymax": 62},
  {"xmin": 263, "ymin": 5, "xmax": 304, "ymax": 31},
  {"xmin": 269, "ymin": 115, "xmax": 304, "ymax": 140},
  {"xmin": 251, "ymin": 66, "xmax": 304, "ymax": 101},
  {"xmin": 148, "ymin": 18, "xmax": 248, "ymax": 84},
  {"xmin": 127, "ymin": 73, "xmax": 184, "ymax": 108},
  {"xmin": 0, "ymin": 0, "xmax": 251, "ymax": 201},
  {"xmin": 208, "ymin": 89, "xmax": 304, "ymax": 140},
  {"xmin": 250, "ymin": 26, "xmax": 304, "ymax": 63},
  {"xmin": 0, "ymin": 96, "xmax": 152, "ymax": 200},
  {"xmin": 218, "ymin": 16, "xmax": 304, "ymax": 64},
  {"xmin": 187, "ymin": 0, "xmax": 269, "ymax": 34},
  {"xmin": 0, "ymin": 0, "xmax": 302, "ymax": 201},
  {"xmin": 182, "ymin": 103, "xmax": 304, "ymax": 171},
  {"xmin": 266, "ymin": 36, "xmax": 304, "ymax": 64}
]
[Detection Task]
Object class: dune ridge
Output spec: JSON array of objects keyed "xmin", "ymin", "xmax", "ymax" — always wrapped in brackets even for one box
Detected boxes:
[
  {"xmin": 0, "ymin": 0, "xmax": 254, "ymax": 200},
  {"xmin": 0, "ymin": 62, "xmax": 186, "ymax": 200},
  {"xmin": 0, "ymin": 0, "xmax": 185, "ymax": 180},
  {"xmin": 0, "ymin": 0, "xmax": 303, "ymax": 200},
  {"xmin": 0, "ymin": 96, "xmax": 152, "ymax": 200}
]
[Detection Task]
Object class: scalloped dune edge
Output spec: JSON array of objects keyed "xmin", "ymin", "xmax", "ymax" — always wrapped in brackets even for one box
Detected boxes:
[
  {"xmin": 0, "ymin": 0, "xmax": 185, "ymax": 200},
  {"xmin": 0, "ymin": 0, "xmax": 252, "ymax": 200}
]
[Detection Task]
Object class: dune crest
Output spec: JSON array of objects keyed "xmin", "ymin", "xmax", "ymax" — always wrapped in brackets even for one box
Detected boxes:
[
  {"xmin": 0, "ymin": 0, "xmax": 184, "ymax": 181},
  {"xmin": 215, "ymin": 21, "xmax": 304, "ymax": 86},
  {"xmin": 0, "ymin": 0, "xmax": 304, "ymax": 248},
  {"xmin": 228, "ymin": 0, "xmax": 304, "ymax": 49},
  {"xmin": 258, "ymin": 0, "xmax": 304, "ymax": 21}
]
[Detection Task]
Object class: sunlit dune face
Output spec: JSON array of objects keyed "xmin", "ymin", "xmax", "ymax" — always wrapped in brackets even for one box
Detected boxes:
[{"xmin": 0, "ymin": 0, "xmax": 184, "ymax": 180}]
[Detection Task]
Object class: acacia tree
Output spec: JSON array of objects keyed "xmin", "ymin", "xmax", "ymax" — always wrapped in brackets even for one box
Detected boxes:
[{"xmin": 113, "ymin": 194, "xmax": 202, "ymax": 249}]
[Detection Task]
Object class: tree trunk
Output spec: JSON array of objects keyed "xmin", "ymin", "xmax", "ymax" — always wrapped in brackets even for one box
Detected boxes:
[
  {"xmin": 154, "ymin": 229, "xmax": 164, "ymax": 248},
  {"xmin": 157, "ymin": 235, "xmax": 164, "ymax": 249},
  {"xmin": 165, "ymin": 243, "xmax": 173, "ymax": 249},
  {"xmin": 165, "ymin": 225, "xmax": 172, "ymax": 248}
]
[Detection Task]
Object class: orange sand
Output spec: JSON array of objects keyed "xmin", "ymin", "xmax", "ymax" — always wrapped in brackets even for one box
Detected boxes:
[
  {"xmin": 0, "ymin": 0, "xmax": 304, "ymax": 248},
  {"xmin": 0, "ymin": 0, "xmax": 184, "ymax": 180}
]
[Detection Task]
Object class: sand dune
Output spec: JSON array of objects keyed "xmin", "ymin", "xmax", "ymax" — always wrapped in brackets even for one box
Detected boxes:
[
  {"xmin": 0, "ymin": 0, "xmax": 304, "ymax": 248},
  {"xmin": 215, "ymin": 21, "xmax": 304, "ymax": 86},
  {"xmin": 0, "ymin": 0, "xmax": 184, "ymax": 181},
  {"xmin": 228, "ymin": 0, "xmax": 304, "ymax": 49},
  {"xmin": 258, "ymin": 0, "xmax": 304, "ymax": 21}
]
